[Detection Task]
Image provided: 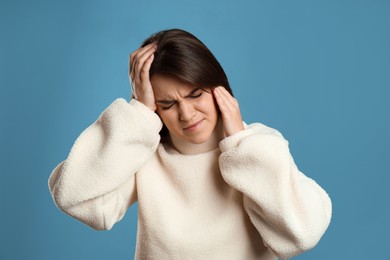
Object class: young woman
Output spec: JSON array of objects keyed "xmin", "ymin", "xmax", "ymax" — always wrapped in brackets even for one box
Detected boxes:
[{"xmin": 49, "ymin": 29, "xmax": 332, "ymax": 260}]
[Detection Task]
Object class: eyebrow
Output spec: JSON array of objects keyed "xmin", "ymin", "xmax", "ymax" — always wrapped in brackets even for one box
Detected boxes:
[{"xmin": 155, "ymin": 88, "xmax": 202, "ymax": 104}]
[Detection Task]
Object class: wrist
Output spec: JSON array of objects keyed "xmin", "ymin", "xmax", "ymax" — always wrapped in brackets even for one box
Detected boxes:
[{"xmin": 225, "ymin": 124, "xmax": 244, "ymax": 137}]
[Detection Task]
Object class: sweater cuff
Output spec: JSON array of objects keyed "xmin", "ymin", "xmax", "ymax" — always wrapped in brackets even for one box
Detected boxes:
[
  {"xmin": 128, "ymin": 98, "xmax": 163, "ymax": 132},
  {"xmin": 219, "ymin": 122, "xmax": 251, "ymax": 152},
  {"xmin": 219, "ymin": 122, "xmax": 286, "ymax": 153},
  {"xmin": 105, "ymin": 98, "xmax": 163, "ymax": 135}
]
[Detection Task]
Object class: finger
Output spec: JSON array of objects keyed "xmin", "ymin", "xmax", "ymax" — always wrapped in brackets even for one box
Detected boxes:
[
  {"xmin": 130, "ymin": 52, "xmax": 138, "ymax": 81},
  {"xmin": 135, "ymin": 45, "xmax": 156, "ymax": 78},
  {"xmin": 140, "ymin": 53, "xmax": 154, "ymax": 83},
  {"xmin": 131, "ymin": 43, "xmax": 156, "ymax": 69},
  {"xmin": 130, "ymin": 49, "xmax": 141, "ymax": 79},
  {"xmin": 133, "ymin": 45, "xmax": 157, "ymax": 83},
  {"xmin": 216, "ymin": 86, "xmax": 238, "ymax": 107},
  {"xmin": 136, "ymin": 42, "xmax": 157, "ymax": 59},
  {"xmin": 130, "ymin": 48, "xmax": 147, "ymax": 96},
  {"xmin": 130, "ymin": 42, "xmax": 156, "ymax": 66},
  {"xmin": 214, "ymin": 87, "xmax": 233, "ymax": 110},
  {"xmin": 131, "ymin": 46, "xmax": 156, "ymax": 100},
  {"xmin": 130, "ymin": 43, "xmax": 156, "ymax": 79},
  {"xmin": 213, "ymin": 87, "xmax": 230, "ymax": 114}
]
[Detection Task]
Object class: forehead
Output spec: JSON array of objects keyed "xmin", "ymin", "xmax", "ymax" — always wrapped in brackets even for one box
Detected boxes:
[{"xmin": 151, "ymin": 75, "xmax": 197, "ymax": 99}]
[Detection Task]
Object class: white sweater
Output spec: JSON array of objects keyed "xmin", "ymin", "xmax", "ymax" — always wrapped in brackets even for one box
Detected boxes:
[{"xmin": 48, "ymin": 98, "xmax": 332, "ymax": 260}]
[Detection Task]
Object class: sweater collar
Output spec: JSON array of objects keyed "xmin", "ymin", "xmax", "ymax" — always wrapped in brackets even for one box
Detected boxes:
[{"xmin": 168, "ymin": 118, "xmax": 225, "ymax": 155}]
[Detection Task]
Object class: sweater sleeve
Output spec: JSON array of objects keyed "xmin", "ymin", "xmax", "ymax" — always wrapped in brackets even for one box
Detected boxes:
[
  {"xmin": 48, "ymin": 98, "xmax": 162, "ymax": 230},
  {"xmin": 218, "ymin": 123, "xmax": 332, "ymax": 259}
]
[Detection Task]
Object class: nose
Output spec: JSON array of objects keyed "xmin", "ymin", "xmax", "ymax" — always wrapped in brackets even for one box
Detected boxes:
[{"xmin": 178, "ymin": 100, "xmax": 196, "ymax": 121}]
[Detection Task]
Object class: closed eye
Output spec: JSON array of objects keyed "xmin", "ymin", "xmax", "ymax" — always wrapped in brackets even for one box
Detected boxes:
[
  {"xmin": 158, "ymin": 88, "xmax": 203, "ymax": 110},
  {"xmin": 157, "ymin": 101, "xmax": 174, "ymax": 110},
  {"xmin": 161, "ymin": 104, "xmax": 175, "ymax": 110},
  {"xmin": 188, "ymin": 92, "xmax": 202, "ymax": 99},
  {"xmin": 187, "ymin": 88, "xmax": 203, "ymax": 99}
]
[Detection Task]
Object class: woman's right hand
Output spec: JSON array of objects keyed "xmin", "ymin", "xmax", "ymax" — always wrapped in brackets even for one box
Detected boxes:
[{"xmin": 129, "ymin": 43, "xmax": 157, "ymax": 111}]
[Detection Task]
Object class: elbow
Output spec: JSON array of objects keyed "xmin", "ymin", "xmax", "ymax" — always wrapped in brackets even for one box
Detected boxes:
[
  {"xmin": 274, "ymin": 207, "xmax": 332, "ymax": 259},
  {"xmin": 284, "ymin": 183, "xmax": 333, "ymax": 257},
  {"xmin": 60, "ymin": 203, "xmax": 113, "ymax": 231},
  {"xmin": 85, "ymin": 218, "xmax": 114, "ymax": 231},
  {"xmin": 282, "ymin": 215, "xmax": 332, "ymax": 258},
  {"xmin": 50, "ymin": 188, "xmax": 78, "ymax": 212},
  {"xmin": 52, "ymin": 195, "xmax": 115, "ymax": 231},
  {"xmin": 262, "ymin": 221, "xmax": 328, "ymax": 259},
  {"xmin": 273, "ymin": 233, "xmax": 321, "ymax": 260},
  {"xmin": 48, "ymin": 165, "xmax": 119, "ymax": 232},
  {"xmin": 50, "ymin": 187, "xmax": 124, "ymax": 232},
  {"xmin": 293, "ymin": 233, "xmax": 321, "ymax": 255}
]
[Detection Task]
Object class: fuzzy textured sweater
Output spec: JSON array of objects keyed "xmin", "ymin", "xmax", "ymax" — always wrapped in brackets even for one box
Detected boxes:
[{"xmin": 48, "ymin": 98, "xmax": 332, "ymax": 260}]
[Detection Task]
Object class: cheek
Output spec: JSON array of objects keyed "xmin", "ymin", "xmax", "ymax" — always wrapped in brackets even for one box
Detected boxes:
[
  {"xmin": 197, "ymin": 94, "xmax": 218, "ymax": 115},
  {"xmin": 157, "ymin": 111, "xmax": 176, "ymax": 128}
]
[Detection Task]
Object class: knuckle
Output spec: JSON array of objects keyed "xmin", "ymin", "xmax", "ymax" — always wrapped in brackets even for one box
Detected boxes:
[
  {"xmin": 137, "ymin": 56, "xmax": 147, "ymax": 66},
  {"xmin": 140, "ymin": 71, "xmax": 147, "ymax": 78},
  {"xmin": 141, "ymin": 66, "xmax": 149, "ymax": 74}
]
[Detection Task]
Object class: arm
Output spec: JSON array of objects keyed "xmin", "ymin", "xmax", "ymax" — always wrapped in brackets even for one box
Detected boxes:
[
  {"xmin": 48, "ymin": 98, "xmax": 162, "ymax": 230},
  {"xmin": 219, "ymin": 123, "xmax": 332, "ymax": 259}
]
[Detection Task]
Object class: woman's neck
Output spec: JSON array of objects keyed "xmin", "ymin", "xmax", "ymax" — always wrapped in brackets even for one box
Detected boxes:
[{"xmin": 169, "ymin": 118, "xmax": 224, "ymax": 155}]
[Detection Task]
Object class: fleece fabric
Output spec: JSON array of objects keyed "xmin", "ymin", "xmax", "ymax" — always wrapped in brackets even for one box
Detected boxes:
[{"xmin": 48, "ymin": 98, "xmax": 332, "ymax": 260}]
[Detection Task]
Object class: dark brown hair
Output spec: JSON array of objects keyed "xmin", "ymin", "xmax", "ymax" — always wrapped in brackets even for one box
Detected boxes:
[
  {"xmin": 140, "ymin": 28, "xmax": 232, "ymax": 138},
  {"xmin": 141, "ymin": 28, "xmax": 233, "ymax": 95}
]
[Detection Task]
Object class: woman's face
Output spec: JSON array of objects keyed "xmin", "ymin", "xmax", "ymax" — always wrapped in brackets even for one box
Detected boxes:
[{"xmin": 151, "ymin": 75, "xmax": 219, "ymax": 144}]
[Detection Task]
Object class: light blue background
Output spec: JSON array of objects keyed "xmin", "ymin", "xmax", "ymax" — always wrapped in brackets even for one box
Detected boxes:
[{"xmin": 1, "ymin": 0, "xmax": 389, "ymax": 259}]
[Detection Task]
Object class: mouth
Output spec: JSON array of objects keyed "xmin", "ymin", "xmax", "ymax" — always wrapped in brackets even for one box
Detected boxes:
[{"xmin": 183, "ymin": 119, "xmax": 204, "ymax": 131}]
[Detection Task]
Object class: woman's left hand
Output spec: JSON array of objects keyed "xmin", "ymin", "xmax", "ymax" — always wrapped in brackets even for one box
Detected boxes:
[{"xmin": 213, "ymin": 86, "xmax": 245, "ymax": 137}]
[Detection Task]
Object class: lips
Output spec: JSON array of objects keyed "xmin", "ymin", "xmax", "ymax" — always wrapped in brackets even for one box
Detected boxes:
[{"xmin": 183, "ymin": 119, "xmax": 204, "ymax": 131}]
